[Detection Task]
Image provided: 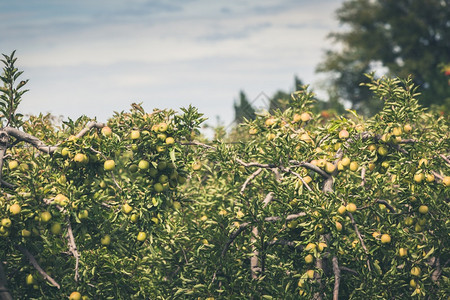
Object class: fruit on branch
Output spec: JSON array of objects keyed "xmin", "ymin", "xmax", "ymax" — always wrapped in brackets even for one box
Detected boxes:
[
  {"xmin": 403, "ymin": 124, "xmax": 412, "ymax": 133},
  {"xmin": 414, "ymin": 173, "xmax": 425, "ymax": 183},
  {"xmin": 305, "ymin": 243, "xmax": 316, "ymax": 252},
  {"xmin": 138, "ymin": 160, "xmax": 150, "ymax": 171},
  {"xmin": 398, "ymin": 248, "xmax": 407, "ymax": 257},
  {"xmin": 346, "ymin": 203, "xmax": 357, "ymax": 213},
  {"xmin": 317, "ymin": 242, "xmax": 327, "ymax": 252},
  {"xmin": 9, "ymin": 203, "xmax": 21, "ymax": 215},
  {"xmin": 377, "ymin": 146, "xmax": 388, "ymax": 156},
  {"xmin": 137, "ymin": 231, "xmax": 147, "ymax": 242},
  {"xmin": 101, "ymin": 126, "xmax": 112, "ymax": 137},
  {"xmin": 337, "ymin": 205, "xmax": 347, "ymax": 215},
  {"xmin": 50, "ymin": 222, "xmax": 62, "ymax": 235},
  {"xmin": 380, "ymin": 234, "xmax": 391, "ymax": 244},
  {"xmin": 122, "ymin": 203, "xmax": 133, "ymax": 215},
  {"xmin": 304, "ymin": 254, "xmax": 314, "ymax": 264},
  {"xmin": 69, "ymin": 291, "xmax": 82, "ymax": 300},
  {"xmin": 300, "ymin": 112, "xmax": 311, "ymax": 122},
  {"xmin": 74, "ymin": 153, "xmax": 88, "ymax": 165},
  {"xmin": 8, "ymin": 160, "xmax": 19, "ymax": 170},
  {"xmin": 410, "ymin": 266, "xmax": 421, "ymax": 277},
  {"xmin": 306, "ymin": 270, "xmax": 315, "ymax": 279},
  {"xmin": 1, "ymin": 218, "xmax": 11, "ymax": 228},
  {"xmin": 349, "ymin": 161, "xmax": 359, "ymax": 172},
  {"xmin": 130, "ymin": 130, "xmax": 140, "ymax": 140},
  {"xmin": 339, "ymin": 129, "xmax": 349, "ymax": 139},
  {"xmin": 443, "ymin": 176, "xmax": 450, "ymax": 186},
  {"xmin": 104, "ymin": 160, "xmax": 116, "ymax": 171},
  {"xmin": 192, "ymin": 161, "xmax": 202, "ymax": 171},
  {"xmin": 40, "ymin": 211, "xmax": 52, "ymax": 223},
  {"xmin": 418, "ymin": 205, "xmax": 428, "ymax": 214},
  {"xmin": 101, "ymin": 234, "xmax": 111, "ymax": 246}
]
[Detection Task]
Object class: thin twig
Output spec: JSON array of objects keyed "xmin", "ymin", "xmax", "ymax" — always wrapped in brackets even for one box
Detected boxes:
[
  {"xmin": 66, "ymin": 221, "xmax": 80, "ymax": 282},
  {"xmin": 240, "ymin": 168, "xmax": 263, "ymax": 194}
]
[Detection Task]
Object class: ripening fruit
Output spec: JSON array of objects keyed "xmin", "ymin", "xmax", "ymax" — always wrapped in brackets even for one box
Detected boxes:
[
  {"xmin": 154, "ymin": 183, "xmax": 164, "ymax": 193},
  {"xmin": 335, "ymin": 221, "xmax": 343, "ymax": 231},
  {"xmin": 101, "ymin": 126, "xmax": 112, "ymax": 137},
  {"xmin": 305, "ymin": 243, "xmax": 316, "ymax": 252},
  {"xmin": 26, "ymin": 274, "xmax": 35, "ymax": 285},
  {"xmin": 69, "ymin": 291, "xmax": 82, "ymax": 300},
  {"xmin": 158, "ymin": 122, "xmax": 168, "ymax": 132},
  {"xmin": 410, "ymin": 266, "xmax": 421, "ymax": 277},
  {"xmin": 349, "ymin": 161, "xmax": 359, "ymax": 172},
  {"xmin": 346, "ymin": 203, "xmax": 357, "ymax": 213},
  {"xmin": 104, "ymin": 160, "xmax": 116, "ymax": 171},
  {"xmin": 8, "ymin": 160, "xmax": 19, "ymax": 170},
  {"xmin": 55, "ymin": 194, "xmax": 69, "ymax": 207},
  {"xmin": 304, "ymin": 254, "xmax": 314, "ymax": 264},
  {"xmin": 9, "ymin": 203, "xmax": 21, "ymax": 215},
  {"xmin": 339, "ymin": 129, "xmax": 349, "ymax": 139},
  {"xmin": 337, "ymin": 205, "xmax": 347, "ymax": 215},
  {"xmin": 317, "ymin": 242, "xmax": 327, "ymax": 252},
  {"xmin": 248, "ymin": 127, "xmax": 258, "ymax": 135},
  {"xmin": 265, "ymin": 117, "xmax": 276, "ymax": 127},
  {"xmin": 306, "ymin": 270, "xmax": 315, "ymax": 279},
  {"xmin": 138, "ymin": 160, "xmax": 150, "ymax": 171},
  {"xmin": 78, "ymin": 210, "xmax": 89, "ymax": 220},
  {"xmin": 325, "ymin": 162, "xmax": 336, "ymax": 173},
  {"xmin": 380, "ymin": 234, "xmax": 391, "ymax": 244},
  {"xmin": 300, "ymin": 112, "xmax": 311, "ymax": 122},
  {"xmin": 192, "ymin": 161, "xmax": 202, "ymax": 171},
  {"xmin": 418, "ymin": 205, "xmax": 428, "ymax": 214},
  {"xmin": 137, "ymin": 231, "xmax": 147, "ymax": 242},
  {"xmin": 74, "ymin": 153, "xmax": 88, "ymax": 164},
  {"xmin": 392, "ymin": 127, "xmax": 402, "ymax": 136},
  {"xmin": 49, "ymin": 222, "xmax": 61, "ymax": 235},
  {"xmin": 165, "ymin": 137, "xmax": 175, "ymax": 145},
  {"xmin": 173, "ymin": 201, "xmax": 181, "ymax": 210},
  {"xmin": 341, "ymin": 157, "xmax": 350, "ymax": 167},
  {"xmin": 40, "ymin": 211, "xmax": 52, "ymax": 223},
  {"xmin": 130, "ymin": 130, "xmax": 140, "ymax": 140},
  {"xmin": 377, "ymin": 146, "xmax": 388, "ymax": 156},
  {"xmin": 414, "ymin": 173, "xmax": 425, "ymax": 183},
  {"xmin": 425, "ymin": 174, "xmax": 435, "ymax": 183},
  {"xmin": 122, "ymin": 203, "xmax": 133, "ymax": 214},
  {"xmin": 1, "ymin": 218, "xmax": 12, "ymax": 228},
  {"xmin": 101, "ymin": 234, "xmax": 111, "ymax": 246},
  {"xmin": 403, "ymin": 124, "xmax": 412, "ymax": 133},
  {"xmin": 409, "ymin": 279, "xmax": 417, "ymax": 288},
  {"xmin": 22, "ymin": 229, "xmax": 31, "ymax": 237},
  {"xmin": 404, "ymin": 217, "xmax": 414, "ymax": 226},
  {"xmin": 443, "ymin": 176, "xmax": 450, "ymax": 187},
  {"xmin": 399, "ymin": 248, "xmax": 408, "ymax": 257}
]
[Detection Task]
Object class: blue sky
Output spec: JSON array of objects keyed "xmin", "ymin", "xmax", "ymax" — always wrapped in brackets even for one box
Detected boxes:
[{"xmin": 0, "ymin": 0, "xmax": 345, "ymax": 129}]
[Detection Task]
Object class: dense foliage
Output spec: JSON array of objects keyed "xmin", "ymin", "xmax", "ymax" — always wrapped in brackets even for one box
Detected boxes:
[
  {"xmin": 317, "ymin": 0, "xmax": 450, "ymax": 115},
  {"xmin": 0, "ymin": 53, "xmax": 449, "ymax": 299}
]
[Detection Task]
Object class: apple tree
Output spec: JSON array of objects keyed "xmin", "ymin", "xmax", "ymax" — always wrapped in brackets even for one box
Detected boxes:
[
  {"xmin": 157, "ymin": 76, "xmax": 449, "ymax": 299},
  {"xmin": 0, "ymin": 51, "xmax": 205, "ymax": 299}
]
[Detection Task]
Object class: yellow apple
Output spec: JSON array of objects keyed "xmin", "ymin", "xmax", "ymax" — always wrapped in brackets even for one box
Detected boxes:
[
  {"xmin": 69, "ymin": 291, "xmax": 82, "ymax": 300},
  {"xmin": 130, "ymin": 130, "xmax": 140, "ymax": 140},
  {"xmin": 101, "ymin": 126, "xmax": 112, "ymax": 137},
  {"xmin": 418, "ymin": 205, "xmax": 428, "ymax": 214},
  {"xmin": 104, "ymin": 160, "xmax": 116, "ymax": 171},
  {"xmin": 346, "ymin": 203, "xmax": 357, "ymax": 213},
  {"xmin": 9, "ymin": 203, "xmax": 21, "ymax": 215},
  {"xmin": 304, "ymin": 254, "xmax": 314, "ymax": 264},
  {"xmin": 137, "ymin": 231, "xmax": 147, "ymax": 241},
  {"xmin": 380, "ymin": 234, "xmax": 391, "ymax": 244},
  {"xmin": 339, "ymin": 129, "xmax": 349, "ymax": 139}
]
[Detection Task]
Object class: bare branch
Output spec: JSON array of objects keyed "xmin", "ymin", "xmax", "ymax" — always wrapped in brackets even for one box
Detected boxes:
[
  {"xmin": 347, "ymin": 212, "xmax": 371, "ymax": 272},
  {"xmin": 235, "ymin": 158, "xmax": 276, "ymax": 169},
  {"xmin": 332, "ymin": 256, "xmax": 341, "ymax": 300},
  {"xmin": 339, "ymin": 266, "xmax": 358, "ymax": 275},
  {"xmin": 375, "ymin": 199, "xmax": 395, "ymax": 213},
  {"xmin": 16, "ymin": 245, "xmax": 60, "ymax": 289},
  {"xmin": 262, "ymin": 192, "xmax": 274, "ymax": 208},
  {"xmin": 250, "ymin": 227, "xmax": 260, "ymax": 279},
  {"xmin": 289, "ymin": 160, "xmax": 329, "ymax": 178},
  {"xmin": 440, "ymin": 154, "xmax": 450, "ymax": 165},
  {"xmin": 240, "ymin": 168, "xmax": 263, "ymax": 194},
  {"xmin": 75, "ymin": 121, "xmax": 105, "ymax": 138},
  {"xmin": 66, "ymin": 221, "xmax": 80, "ymax": 282}
]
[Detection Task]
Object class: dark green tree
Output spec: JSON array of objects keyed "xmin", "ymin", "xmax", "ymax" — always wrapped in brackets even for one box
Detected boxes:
[
  {"xmin": 233, "ymin": 90, "xmax": 256, "ymax": 124},
  {"xmin": 317, "ymin": 0, "xmax": 450, "ymax": 114}
]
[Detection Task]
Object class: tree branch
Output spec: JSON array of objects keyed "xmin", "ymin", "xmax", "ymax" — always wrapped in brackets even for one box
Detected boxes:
[
  {"xmin": 332, "ymin": 256, "xmax": 341, "ymax": 300},
  {"xmin": 240, "ymin": 168, "xmax": 263, "ymax": 194},
  {"xmin": 0, "ymin": 261, "xmax": 13, "ymax": 300},
  {"xmin": 66, "ymin": 221, "xmax": 80, "ymax": 282},
  {"xmin": 16, "ymin": 245, "xmax": 60, "ymax": 289}
]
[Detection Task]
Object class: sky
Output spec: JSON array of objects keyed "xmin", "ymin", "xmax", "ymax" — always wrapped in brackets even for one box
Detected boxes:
[{"xmin": 0, "ymin": 0, "xmax": 345, "ymax": 130}]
